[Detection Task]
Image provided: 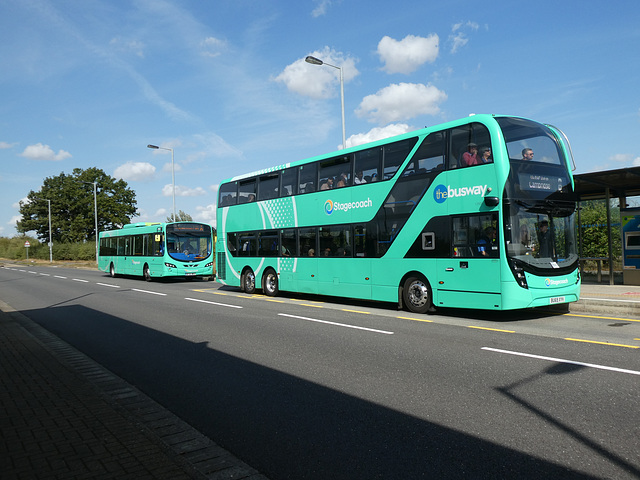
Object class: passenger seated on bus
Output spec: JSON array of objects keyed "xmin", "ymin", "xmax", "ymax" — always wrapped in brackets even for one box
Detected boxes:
[
  {"xmin": 354, "ymin": 171, "xmax": 366, "ymax": 184},
  {"xmin": 320, "ymin": 178, "xmax": 333, "ymax": 190},
  {"xmin": 308, "ymin": 248, "xmax": 315, "ymax": 256},
  {"xmin": 336, "ymin": 173, "xmax": 348, "ymax": 188},
  {"xmin": 479, "ymin": 147, "xmax": 493, "ymax": 164},
  {"xmin": 460, "ymin": 143, "xmax": 479, "ymax": 166}
]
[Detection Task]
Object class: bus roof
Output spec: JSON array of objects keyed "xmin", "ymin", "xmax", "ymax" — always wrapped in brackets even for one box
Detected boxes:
[{"xmin": 220, "ymin": 114, "xmax": 534, "ymax": 184}]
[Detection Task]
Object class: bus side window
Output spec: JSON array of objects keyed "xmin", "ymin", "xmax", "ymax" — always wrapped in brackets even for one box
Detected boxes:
[
  {"xmin": 299, "ymin": 163, "xmax": 317, "ymax": 193},
  {"xmin": 281, "ymin": 167, "xmax": 298, "ymax": 197},
  {"xmin": 354, "ymin": 147, "xmax": 381, "ymax": 184},
  {"xmin": 238, "ymin": 179, "xmax": 256, "ymax": 204},
  {"xmin": 258, "ymin": 173, "xmax": 279, "ymax": 201},
  {"xmin": 218, "ymin": 182, "xmax": 237, "ymax": 207},
  {"xmin": 448, "ymin": 123, "xmax": 492, "ymax": 169},
  {"xmin": 382, "ymin": 138, "xmax": 417, "ymax": 179}
]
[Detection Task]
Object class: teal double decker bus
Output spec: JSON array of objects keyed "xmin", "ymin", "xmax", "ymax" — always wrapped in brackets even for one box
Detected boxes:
[
  {"xmin": 98, "ymin": 222, "xmax": 214, "ymax": 281},
  {"xmin": 216, "ymin": 115, "xmax": 580, "ymax": 312}
]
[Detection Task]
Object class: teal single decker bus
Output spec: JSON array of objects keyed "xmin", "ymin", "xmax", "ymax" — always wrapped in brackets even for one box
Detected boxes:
[
  {"xmin": 99, "ymin": 222, "xmax": 214, "ymax": 281},
  {"xmin": 216, "ymin": 114, "xmax": 580, "ymax": 312}
]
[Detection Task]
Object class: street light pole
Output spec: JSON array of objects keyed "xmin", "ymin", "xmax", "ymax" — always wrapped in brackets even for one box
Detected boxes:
[
  {"xmin": 82, "ymin": 181, "xmax": 99, "ymax": 263},
  {"xmin": 305, "ymin": 55, "xmax": 346, "ymax": 149},
  {"xmin": 147, "ymin": 144, "xmax": 176, "ymax": 221}
]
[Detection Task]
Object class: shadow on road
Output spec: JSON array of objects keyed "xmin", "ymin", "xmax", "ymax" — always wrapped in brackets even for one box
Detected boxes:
[{"xmin": 24, "ymin": 303, "xmax": 605, "ymax": 480}]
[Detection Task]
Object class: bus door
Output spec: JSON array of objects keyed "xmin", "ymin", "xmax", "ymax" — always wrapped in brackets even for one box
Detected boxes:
[
  {"xmin": 115, "ymin": 236, "xmax": 131, "ymax": 274},
  {"xmin": 436, "ymin": 213, "xmax": 502, "ymax": 309},
  {"xmin": 316, "ymin": 225, "xmax": 372, "ymax": 298}
]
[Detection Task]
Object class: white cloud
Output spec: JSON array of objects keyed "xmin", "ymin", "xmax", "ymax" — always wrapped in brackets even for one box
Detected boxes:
[
  {"xmin": 377, "ymin": 34, "xmax": 439, "ymax": 75},
  {"xmin": 449, "ymin": 21, "xmax": 479, "ymax": 54},
  {"xmin": 311, "ymin": 0, "xmax": 333, "ymax": 17},
  {"xmin": 274, "ymin": 47, "xmax": 358, "ymax": 99},
  {"xmin": 114, "ymin": 162, "xmax": 156, "ymax": 181},
  {"xmin": 8, "ymin": 215, "xmax": 21, "ymax": 229},
  {"xmin": 162, "ymin": 185, "xmax": 207, "ymax": 197},
  {"xmin": 162, "ymin": 162, "xmax": 182, "ymax": 173},
  {"xmin": 356, "ymin": 83, "xmax": 447, "ymax": 124},
  {"xmin": 345, "ymin": 124, "xmax": 413, "ymax": 149},
  {"xmin": 195, "ymin": 204, "xmax": 217, "ymax": 224},
  {"xmin": 109, "ymin": 37, "xmax": 145, "ymax": 58},
  {"xmin": 19, "ymin": 143, "xmax": 72, "ymax": 161},
  {"xmin": 192, "ymin": 132, "xmax": 243, "ymax": 159},
  {"xmin": 610, "ymin": 153, "xmax": 640, "ymax": 166},
  {"xmin": 0, "ymin": 141, "xmax": 16, "ymax": 149},
  {"xmin": 201, "ymin": 36, "xmax": 226, "ymax": 58}
]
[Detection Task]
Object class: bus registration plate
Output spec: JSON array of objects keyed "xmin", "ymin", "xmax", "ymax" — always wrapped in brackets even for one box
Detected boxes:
[
  {"xmin": 549, "ymin": 296, "xmax": 565, "ymax": 304},
  {"xmin": 185, "ymin": 271, "xmax": 197, "ymax": 276}
]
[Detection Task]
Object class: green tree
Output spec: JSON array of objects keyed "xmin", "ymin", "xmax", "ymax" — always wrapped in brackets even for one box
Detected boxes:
[
  {"xmin": 17, "ymin": 167, "xmax": 138, "ymax": 243},
  {"xmin": 167, "ymin": 210, "xmax": 193, "ymax": 222},
  {"xmin": 579, "ymin": 200, "xmax": 621, "ymax": 258}
]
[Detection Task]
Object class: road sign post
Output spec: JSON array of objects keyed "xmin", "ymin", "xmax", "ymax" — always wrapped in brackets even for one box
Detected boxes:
[{"xmin": 24, "ymin": 241, "xmax": 30, "ymax": 260}]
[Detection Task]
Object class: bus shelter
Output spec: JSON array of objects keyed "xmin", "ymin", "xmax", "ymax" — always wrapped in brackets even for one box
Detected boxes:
[{"xmin": 573, "ymin": 166, "xmax": 640, "ymax": 285}]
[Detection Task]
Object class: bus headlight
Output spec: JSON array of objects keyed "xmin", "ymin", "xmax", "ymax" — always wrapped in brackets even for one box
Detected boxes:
[
  {"xmin": 509, "ymin": 260, "xmax": 528, "ymax": 289},
  {"xmin": 165, "ymin": 262, "xmax": 177, "ymax": 269},
  {"xmin": 205, "ymin": 261, "xmax": 214, "ymax": 268}
]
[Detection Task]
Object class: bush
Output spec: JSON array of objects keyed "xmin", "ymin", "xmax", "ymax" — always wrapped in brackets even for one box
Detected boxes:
[{"xmin": 0, "ymin": 236, "xmax": 96, "ymax": 262}]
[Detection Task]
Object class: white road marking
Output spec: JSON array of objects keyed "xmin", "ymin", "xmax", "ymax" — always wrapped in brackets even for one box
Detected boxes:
[
  {"xmin": 482, "ymin": 347, "xmax": 640, "ymax": 376},
  {"xmin": 132, "ymin": 288, "xmax": 167, "ymax": 296},
  {"xmin": 278, "ymin": 313, "xmax": 394, "ymax": 335},
  {"xmin": 185, "ymin": 297, "xmax": 243, "ymax": 309}
]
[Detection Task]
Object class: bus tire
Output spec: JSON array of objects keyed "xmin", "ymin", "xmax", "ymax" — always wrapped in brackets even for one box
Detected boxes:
[
  {"xmin": 402, "ymin": 275, "xmax": 432, "ymax": 314},
  {"xmin": 262, "ymin": 269, "xmax": 279, "ymax": 297},
  {"xmin": 143, "ymin": 264, "xmax": 152, "ymax": 282},
  {"xmin": 109, "ymin": 263, "xmax": 116, "ymax": 278},
  {"xmin": 242, "ymin": 268, "xmax": 256, "ymax": 294}
]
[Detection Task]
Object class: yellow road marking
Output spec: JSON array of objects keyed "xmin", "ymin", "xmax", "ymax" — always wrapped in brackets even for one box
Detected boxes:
[
  {"xmin": 564, "ymin": 313, "xmax": 640, "ymax": 323},
  {"xmin": 565, "ymin": 338, "xmax": 639, "ymax": 349},
  {"xmin": 468, "ymin": 326, "xmax": 515, "ymax": 333},
  {"xmin": 342, "ymin": 309, "xmax": 370, "ymax": 314},
  {"xmin": 397, "ymin": 316, "xmax": 433, "ymax": 323},
  {"xmin": 264, "ymin": 299, "xmax": 285, "ymax": 303},
  {"xmin": 300, "ymin": 303, "xmax": 323, "ymax": 308}
]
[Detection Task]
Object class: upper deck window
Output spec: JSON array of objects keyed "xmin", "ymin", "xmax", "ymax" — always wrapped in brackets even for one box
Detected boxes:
[{"xmin": 496, "ymin": 117, "xmax": 563, "ymax": 166}]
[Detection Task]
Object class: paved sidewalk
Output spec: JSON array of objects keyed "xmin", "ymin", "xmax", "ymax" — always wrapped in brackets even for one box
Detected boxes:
[
  {"xmin": 0, "ymin": 303, "xmax": 268, "ymax": 480},
  {"xmin": 572, "ymin": 280, "xmax": 640, "ymax": 317}
]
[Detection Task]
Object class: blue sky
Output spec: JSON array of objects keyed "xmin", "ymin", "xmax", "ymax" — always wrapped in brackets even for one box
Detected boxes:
[{"xmin": 2, "ymin": 0, "xmax": 639, "ymax": 238}]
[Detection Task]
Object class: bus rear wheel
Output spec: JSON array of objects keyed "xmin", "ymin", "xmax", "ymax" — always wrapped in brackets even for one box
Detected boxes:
[
  {"xmin": 143, "ymin": 264, "xmax": 152, "ymax": 282},
  {"xmin": 242, "ymin": 268, "xmax": 256, "ymax": 294},
  {"xmin": 402, "ymin": 275, "xmax": 432, "ymax": 314},
  {"xmin": 262, "ymin": 269, "xmax": 279, "ymax": 297}
]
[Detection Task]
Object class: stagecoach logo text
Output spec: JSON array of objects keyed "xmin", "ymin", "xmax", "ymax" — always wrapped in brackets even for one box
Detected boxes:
[
  {"xmin": 433, "ymin": 184, "xmax": 488, "ymax": 204},
  {"xmin": 545, "ymin": 278, "xmax": 569, "ymax": 287},
  {"xmin": 325, "ymin": 198, "xmax": 373, "ymax": 215}
]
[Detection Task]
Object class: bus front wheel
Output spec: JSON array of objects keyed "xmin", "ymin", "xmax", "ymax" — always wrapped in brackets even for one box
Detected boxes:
[
  {"xmin": 402, "ymin": 275, "xmax": 432, "ymax": 314},
  {"xmin": 262, "ymin": 269, "xmax": 279, "ymax": 297},
  {"xmin": 242, "ymin": 268, "xmax": 256, "ymax": 294}
]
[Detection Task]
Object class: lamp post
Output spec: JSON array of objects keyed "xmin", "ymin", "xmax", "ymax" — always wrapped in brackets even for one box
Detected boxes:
[
  {"xmin": 305, "ymin": 55, "xmax": 346, "ymax": 149},
  {"xmin": 147, "ymin": 144, "xmax": 176, "ymax": 221},
  {"xmin": 33, "ymin": 197, "xmax": 52, "ymax": 263},
  {"xmin": 82, "ymin": 181, "xmax": 99, "ymax": 263}
]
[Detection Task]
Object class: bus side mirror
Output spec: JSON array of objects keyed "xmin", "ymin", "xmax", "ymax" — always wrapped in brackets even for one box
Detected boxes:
[{"xmin": 484, "ymin": 196, "xmax": 499, "ymax": 207}]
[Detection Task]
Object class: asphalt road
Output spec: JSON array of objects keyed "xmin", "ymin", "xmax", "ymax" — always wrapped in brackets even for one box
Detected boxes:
[{"xmin": 1, "ymin": 265, "xmax": 639, "ymax": 479}]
